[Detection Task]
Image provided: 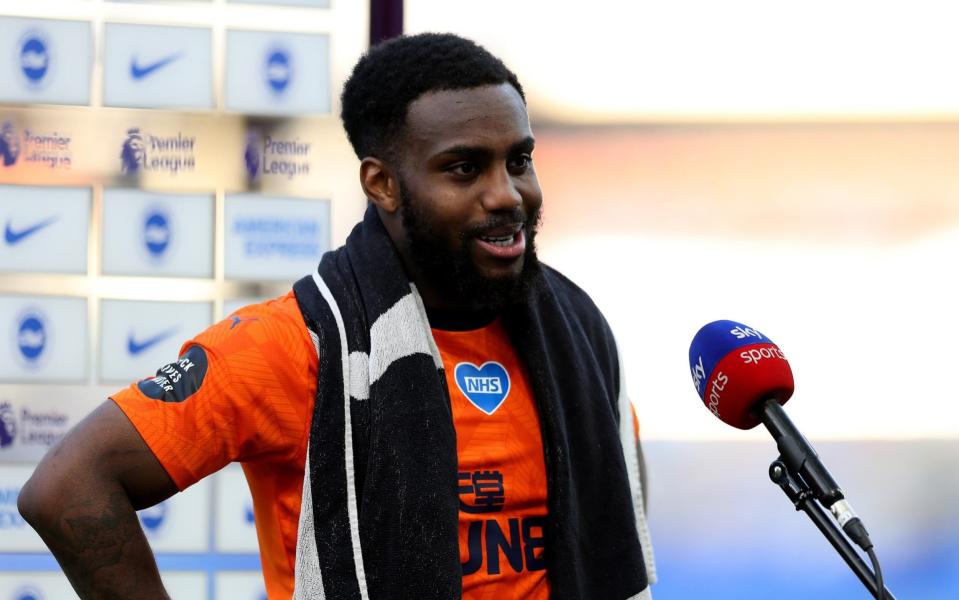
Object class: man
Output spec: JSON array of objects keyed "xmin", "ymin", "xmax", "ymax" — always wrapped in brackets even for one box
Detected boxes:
[{"xmin": 18, "ymin": 33, "xmax": 655, "ymax": 599}]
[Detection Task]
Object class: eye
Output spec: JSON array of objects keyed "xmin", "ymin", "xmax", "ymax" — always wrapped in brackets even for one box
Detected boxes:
[
  {"xmin": 509, "ymin": 154, "xmax": 533, "ymax": 173},
  {"xmin": 448, "ymin": 162, "xmax": 478, "ymax": 177}
]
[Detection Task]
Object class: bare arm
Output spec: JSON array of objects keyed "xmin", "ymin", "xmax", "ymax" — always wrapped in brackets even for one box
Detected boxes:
[{"xmin": 18, "ymin": 400, "xmax": 178, "ymax": 600}]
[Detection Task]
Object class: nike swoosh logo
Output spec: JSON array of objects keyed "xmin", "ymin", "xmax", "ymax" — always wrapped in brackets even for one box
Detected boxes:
[
  {"xmin": 127, "ymin": 328, "xmax": 178, "ymax": 356},
  {"xmin": 130, "ymin": 52, "xmax": 183, "ymax": 80},
  {"xmin": 229, "ymin": 315, "xmax": 259, "ymax": 330},
  {"xmin": 4, "ymin": 216, "xmax": 58, "ymax": 246}
]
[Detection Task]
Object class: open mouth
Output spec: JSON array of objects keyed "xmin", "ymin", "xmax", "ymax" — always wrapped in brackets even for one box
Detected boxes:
[{"xmin": 475, "ymin": 224, "xmax": 525, "ymax": 259}]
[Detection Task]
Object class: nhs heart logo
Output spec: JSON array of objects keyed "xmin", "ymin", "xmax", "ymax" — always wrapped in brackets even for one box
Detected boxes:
[{"xmin": 454, "ymin": 361, "xmax": 511, "ymax": 415}]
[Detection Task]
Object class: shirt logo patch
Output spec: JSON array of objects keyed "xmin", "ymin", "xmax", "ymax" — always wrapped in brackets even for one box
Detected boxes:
[
  {"xmin": 454, "ymin": 361, "xmax": 510, "ymax": 415},
  {"xmin": 137, "ymin": 345, "xmax": 208, "ymax": 403}
]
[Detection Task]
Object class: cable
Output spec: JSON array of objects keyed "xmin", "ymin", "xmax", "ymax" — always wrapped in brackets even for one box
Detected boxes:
[{"xmin": 866, "ymin": 546, "xmax": 885, "ymax": 600}]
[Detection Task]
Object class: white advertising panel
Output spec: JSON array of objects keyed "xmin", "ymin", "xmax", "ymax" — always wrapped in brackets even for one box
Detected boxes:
[
  {"xmin": 137, "ymin": 478, "xmax": 210, "ymax": 553},
  {"xmin": 225, "ymin": 30, "xmax": 330, "ymax": 115},
  {"xmin": 213, "ymin": 463, "xmax": 259, "ymax": 553},
  {"xmin": 0, "ymin": 185, "xmax": 90, "ymax": 274},
  {"xmin": 99, "ymin": 300, "xmax": 211, "ymax": 383},
  {"xmin": 0, "ymin": 465, "xmax": 46, "ymax": 552},
  {"xmin": 230, "ymin": 0, "xmax": 328, "ymax": 5},
  {"xmin": 0, "ymin": 295, "xmax": 87, "ymax": 383},
  {"xmin": 224, "ymin": 194, "xmax": 329, "ymax": 281},
  {"xmin": 103, "ymin": 24, "xmax": 213, "ymax": 110},
  {"xmin": 0, "ymin": 17, "xmax": 92, "ymax": 106},
  {"xmin": 102, "ymin": 189, "xmax": 214, "ymax": 278},
  {"xmin": 160, "ymin": 572, "xmax": 207, "ymax": 600},
  {"xmin": 0, "ymin": 572, "xmax": 76, "ymax": 599},
  {"xmin": 215, "ymin": 571, "xmax": 267, "ymax": 600}
]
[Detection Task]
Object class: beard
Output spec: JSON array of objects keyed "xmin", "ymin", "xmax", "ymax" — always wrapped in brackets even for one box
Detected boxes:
[{"xmin": 399, "ymin": 184, "xmax": 542, "ymax": 312}]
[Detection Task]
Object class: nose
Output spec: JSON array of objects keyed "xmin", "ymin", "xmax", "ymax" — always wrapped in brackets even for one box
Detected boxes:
[{"xmin": 481, "ymin": 165, "xmax": 522, "ymax": 212}]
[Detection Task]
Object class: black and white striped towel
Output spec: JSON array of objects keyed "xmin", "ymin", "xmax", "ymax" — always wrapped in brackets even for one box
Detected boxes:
[{"xmin": 291, "ymin": 206, "xmax": 655, "ymax": 599}]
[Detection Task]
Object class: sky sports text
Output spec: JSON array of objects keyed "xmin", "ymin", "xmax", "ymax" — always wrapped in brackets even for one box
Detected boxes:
[
  {"xmin": 729, "ymin": 325, "xmax": 764, "ymax": 340},
  {"xmin": 740, "ymin": 345, "xmax": 786, "ymax": 365},
  {"xmin": 706, "ymin": 371, "xmax": 728, "ymax": 417}
]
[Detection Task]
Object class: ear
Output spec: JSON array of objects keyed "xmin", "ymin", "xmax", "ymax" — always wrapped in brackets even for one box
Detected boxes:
[{"xmin": 360, "ymin": 157, "xmax": 401, "ymax": 213}]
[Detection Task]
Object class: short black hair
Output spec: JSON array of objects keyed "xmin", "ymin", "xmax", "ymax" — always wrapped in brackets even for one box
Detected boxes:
[{"xmin": 340, "ymin": 32, "xmax": 526, "ymax": 160}]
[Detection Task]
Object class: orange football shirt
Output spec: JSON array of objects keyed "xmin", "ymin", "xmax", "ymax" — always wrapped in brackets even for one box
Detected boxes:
[
  {"xmin": 433, "ymin": 319, "xmax": 550, "ymax": 600},
  {"xmin": 113, "ymin": 294, "xmax": 636, "ymax": 599}
]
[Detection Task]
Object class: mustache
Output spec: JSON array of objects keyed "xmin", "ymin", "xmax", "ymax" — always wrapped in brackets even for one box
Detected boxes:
[{"xmin": 461, "ymin": 206, "xmax": 541, "ymax": 240}]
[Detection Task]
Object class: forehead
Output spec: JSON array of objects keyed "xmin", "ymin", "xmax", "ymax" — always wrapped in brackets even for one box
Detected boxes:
[{"xmin": 402, "ymin": 83, "xmax": 531, "ymax": 156}]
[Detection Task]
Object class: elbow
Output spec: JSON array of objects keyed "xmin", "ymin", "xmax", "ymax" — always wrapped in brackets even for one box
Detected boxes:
[
  {"xmin": 18, "ymin": 465, "xmax": 68, "ymax": 534},
  {"xmin": 18, "ymin": 469, "xmax": 49, "ymax": 529}
]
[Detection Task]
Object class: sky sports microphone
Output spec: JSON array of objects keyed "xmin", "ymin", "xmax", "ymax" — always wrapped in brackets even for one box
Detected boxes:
[{"xmin": 688, "ymin": 320, "xmax": 873, "ymax": 552}]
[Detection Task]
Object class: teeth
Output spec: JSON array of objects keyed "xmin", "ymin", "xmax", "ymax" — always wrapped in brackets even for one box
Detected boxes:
[{"xmin": 481, "ymin": 234, "xmax": 514, "ymax": 247}]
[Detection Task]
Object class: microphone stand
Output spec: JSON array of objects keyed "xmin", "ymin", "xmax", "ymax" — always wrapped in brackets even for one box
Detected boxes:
[{"xmin": 768, "ymin": 458, "xmax": 895, "ymax": 600}]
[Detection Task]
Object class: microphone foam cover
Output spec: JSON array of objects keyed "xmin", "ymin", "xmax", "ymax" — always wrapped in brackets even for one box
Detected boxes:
[{"xmin": 689, "ymin": 320, "xmax": 794, "ymax": 429}]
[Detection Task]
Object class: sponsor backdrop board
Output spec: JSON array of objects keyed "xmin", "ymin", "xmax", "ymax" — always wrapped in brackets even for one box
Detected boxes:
[
  {"xmin": 225, "ymin": 30, "xmax": 330, "ymax": 116},
  {"xmin": 99, "ymin": 300, "xmax": 212, "ymax": 383},
  {"xmin": 0, "ymin": 185, "xmax": 90, "ymax": 274},
  {"xmin": 137, "ymin": 479, "xmax": 211, "ymax": 553},
  {"xmin": 0, "ymin": 0, "xmax": 367, "ymax": 595},
  {"xmin": 224, "ymin": 194, "xmax": 330, "ymax": 281},
  {"xmin": 0, "ymin": 296, "xmax": 87, "ymax": 383},
  {"xmin": 0, "ymin": 17, "xmax": 92, "ymax": 106},
  {"xmin": 103, "ymin": 24, "xmax": 214, "ymax": 110},
  {"xmin": 101, "ymin": 189, "xmax": 214, "ymax": 278},
  {"xmin": 213, "ymin": 463, "xmax": 259, "ymax": 553}
]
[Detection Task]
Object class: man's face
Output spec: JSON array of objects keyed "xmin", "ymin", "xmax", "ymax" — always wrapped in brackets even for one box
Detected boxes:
[{"xmin": 392, "ymin": 83, "xmax": 544, "ymax": 310}]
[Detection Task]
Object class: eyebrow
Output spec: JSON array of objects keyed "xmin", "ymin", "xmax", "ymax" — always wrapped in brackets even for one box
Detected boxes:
[{"xmin": 433, "ymin": 136, "xmax": 536, "ymax": 160}]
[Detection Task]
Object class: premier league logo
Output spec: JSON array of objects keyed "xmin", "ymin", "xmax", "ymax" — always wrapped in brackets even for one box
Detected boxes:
[
  {"xmin": 0, "ymin": 402, "xmax": 16, "ymax": 449},
  {"xmin": 244, "ymin": 131, "xmax": 261, "ymax": 179},
  {"xmin": 265, "ymin": 47, "xmax": 291, "ymax": 94},
  {"xmin": 19, "ymin": 31, "xmax": 50, "ymax": 86},
  {"xmin": 0, "ymin": 121, "xmax": 20, "ymax": 167},
  {"xmin": 143, "ymin": 208, "xmax": 171, "ymax": 260},
  {"xmin": 16, "ymin": 312, "xmax": 47, "ymax": 367},
  {"xmin": 138, "ymin": 502, "xmax": 169, "ymax": 535},
  {"xmin": 120, "ymin": 128, "xmax": 145, "ymax": 174}
]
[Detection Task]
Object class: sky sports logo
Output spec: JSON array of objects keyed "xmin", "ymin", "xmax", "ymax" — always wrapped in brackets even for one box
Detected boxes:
[{"xmin": 18, "ymin": 30, "xmax": 50, "ymax": 87}]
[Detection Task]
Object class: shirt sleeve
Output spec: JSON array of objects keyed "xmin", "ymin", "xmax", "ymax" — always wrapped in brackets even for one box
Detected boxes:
[{"xmin": 111, "ymin": 293, "xmax": 318, "ymax": 490}]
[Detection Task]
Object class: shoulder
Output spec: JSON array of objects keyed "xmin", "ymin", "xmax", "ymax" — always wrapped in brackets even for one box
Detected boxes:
[
  {"xmin": 538, "ymin": 264, "xmax": 614, "ymax": 339},
  {"xmin": 199, "ymin": 292, "xmax": 314, "ymax": 353}
]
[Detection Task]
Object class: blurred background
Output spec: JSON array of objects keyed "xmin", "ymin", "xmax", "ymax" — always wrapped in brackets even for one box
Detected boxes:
[{"xmin": 1, "ymin": 0, "xmax": 958, "ymax": 598}]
